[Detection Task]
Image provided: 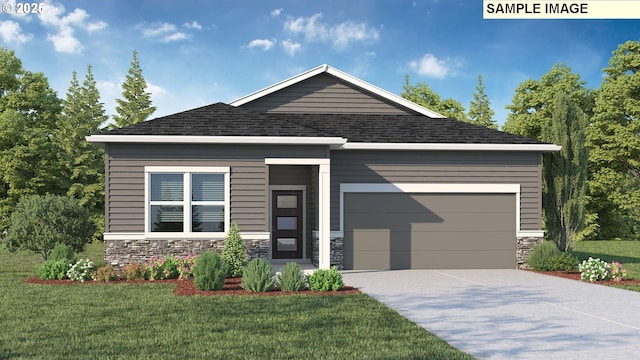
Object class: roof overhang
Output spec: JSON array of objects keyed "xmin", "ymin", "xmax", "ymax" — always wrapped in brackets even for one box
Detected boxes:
[
  {"xmin": 229, "ymin": 64, "xmax": 446, "ymax": 119},
  {"xmin": 87, "ymin": 135, "xmax": 560, "ymax": 152}
]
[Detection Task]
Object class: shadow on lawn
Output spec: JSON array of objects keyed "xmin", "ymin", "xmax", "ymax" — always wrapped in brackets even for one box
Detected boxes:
[{"xmin": 570, "ymin": 251, "xmax": 640, "ymax": 264}]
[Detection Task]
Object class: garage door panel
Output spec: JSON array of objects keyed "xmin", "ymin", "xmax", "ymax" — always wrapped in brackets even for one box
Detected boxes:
[{"xmin": 344, "ymin": 192, "xmax": 516, "ymax": 270}]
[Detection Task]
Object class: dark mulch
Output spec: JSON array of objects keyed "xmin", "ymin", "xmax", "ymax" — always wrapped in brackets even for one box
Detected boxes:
[
  {"xmin": 535, "ymin": 270, "xmax": 640, "ymax": 285},
  {"xmin": 24, "ymin": 277, "xmax": 361, "ymax": 296}
]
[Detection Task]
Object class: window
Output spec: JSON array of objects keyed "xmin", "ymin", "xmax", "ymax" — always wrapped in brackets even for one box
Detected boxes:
[{"xmin": 145, "ymin": 167, "xmax": 230, "ymax": 234}]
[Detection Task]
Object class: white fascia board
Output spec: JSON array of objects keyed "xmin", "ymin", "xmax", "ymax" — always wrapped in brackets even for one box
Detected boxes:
[
  {"xmin": 229, "ymin": 64, "xmax": 446, "ymax": 119},
  {"xmin": 87, "ymin": 135, "xmax": 347, "ymax": 146},
  {"xmin": 103, "ymin": 232, "xmax": 271, "ymax": 241},
  {"xmin": 516, "ymin": 230, "xmax": 545, "ymax": 237},
  {"xmin": 265, "ymin": 158, "xmax": 330, "ymax": 166},
  {"xmin": 341, "ymin": 143, "xmax": 561, "ymax": 152},
  {"xmin": 340, "ymin": 183, "xmax": 520, "ymax": 194}
]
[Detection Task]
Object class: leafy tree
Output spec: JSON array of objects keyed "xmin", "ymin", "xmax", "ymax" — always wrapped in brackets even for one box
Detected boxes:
[
  {"xmin": 0, "ymin": 48, "xmax": 64, "ymax": 232},
  {"xmin": 503, "ymin": 64, "xmax": 594, "ymax": 139},
  {"xmin": 221, "ymin": 223, "xmax": 247, "ymax": 278},
  {"xmin": 111, "ymin": 50, "xmax": 156, "ymax": 128},
  {"xmin": 401, "ymin": 74, "xmax": 468, "ymax": 121},
  {"xmin": 468, "ymin": 74, "xmax": 497, "ymax": 129},
  {"xmin": 541, "ymin": 93, "xmax": 589, "ymax": 251},
  {"xmin": 4, "ymin": 194, "xmax": 95, "ymax": 260},
  {"xmin": 58, "ymin": 65, "xmax": 107, "ymax": 240},
  {"xmin": 587, "ymin": 40, "xmax": 640, "ymax": 239}
]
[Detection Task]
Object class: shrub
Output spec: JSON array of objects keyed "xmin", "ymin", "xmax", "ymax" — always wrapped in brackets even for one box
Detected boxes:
[
  {"xmin": 579, "ymin": 257, "xmax": 610, "ymax": 282},
  {"xmin": 49, "ymin": 243, "xmax": 76, "ymax": 263},
  {"xmin": 222, "ymin": 223, "xmax": 247, "ymax": 278},
  {"xmin": 4, "ymin": 194, "xmax": 95, "ymax": 260},
  {"xmin": 242, "ymin": 258, "xmax": 275, "ymax": 292},
  {"xmin": 177, "ymin": 255, "xmax": 197, "ymax": 279},
  {"xmin": 38, "ymin": 259, "xmax": 71, "ymax": 280},
  {"xmin": 67, "ymin": 259, "xmax": 95, "ymax": 282},
  {"xmin": 277, "ymin": 262, "xmax": 307, "ymax": 291},
  {"xmin": 526, "ymin": 241, "xmax": 578, "ymax": 271},
  {"xmin": 145, "ymin": 256, "xmax": 180, "ymax": 280},
  {"xmin": 193, "ymin": 251, "xmax": 228, "ymax": 291},
  {"xmin": 610, "ymin": 261, "xmax": 628, "ymax": 282},
  {"xmin": 93, "ymin": 265, "xmax": 119, "ymax": 282},
  {"xmin": 308, "ymin": 266, "xmax": 343, "ymax": 291},
  {"xmin": 122, "ymin": 263, "xmax": 146, "ymax": 281}
]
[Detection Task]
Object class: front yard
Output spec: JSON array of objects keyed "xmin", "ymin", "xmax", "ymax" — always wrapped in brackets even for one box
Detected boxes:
[
  {"xmin": 572, "ymin": 240, "xmax": 640, "ymax": 292},
  {"xmin": 0, "ymin": 244, "xmax": 473, "ymax": 359}
]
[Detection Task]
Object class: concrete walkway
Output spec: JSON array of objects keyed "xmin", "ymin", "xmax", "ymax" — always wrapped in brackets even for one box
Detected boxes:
[{"xmin": 342, "ymin": 269, "xmax": 640, "ymax": 359}]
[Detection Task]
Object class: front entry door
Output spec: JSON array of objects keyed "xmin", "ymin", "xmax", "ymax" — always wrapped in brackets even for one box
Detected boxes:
[{"xmin": 272, "ymin": 190, "xmax": 303, "ymax": 259}]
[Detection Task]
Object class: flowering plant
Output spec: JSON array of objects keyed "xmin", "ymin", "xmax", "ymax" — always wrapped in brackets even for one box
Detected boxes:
[
  {"xmin": 177, "ymin": 255, "xmax": 197, "ymax": 280},
  {"xmin": 578, "ymin": 257, "xmax": 610, "ymax": 282},
  {"xmin": 609, "ymin": 261, "xmax": 627, "ymax": 283},
  {"xmin": 67, "ymin": 259, "xmax": 95, "ymax": 282},
  {"xmin": 121, "ymin": 263, "xmax": 146, "ymax": 280}
]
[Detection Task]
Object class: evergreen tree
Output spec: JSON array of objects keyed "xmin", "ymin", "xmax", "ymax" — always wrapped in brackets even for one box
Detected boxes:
[
  {"xmin": 587, "ymin": 40, "xmax": 640, "ymax": 239},
  {"xmin": 468, "ymin": 74, "xmax": 497, "ymax": 129},
  {"xmin": 221, "ymin": 223, "xmax": 247, "ymax": 278},
  {"xmin": 111, "ymin": 50, "xmax": 156, "ymax": 128},
  {"xmin": 401, "ymin": 74, "xmax": 468, "ymax": 121},
  {"xmin": 59, "ymin": 65, "xmax": 107, "ymax": 240},
  {"xmin": 541, "ymin": 93, "xmax": 589, "ymax": 251}
]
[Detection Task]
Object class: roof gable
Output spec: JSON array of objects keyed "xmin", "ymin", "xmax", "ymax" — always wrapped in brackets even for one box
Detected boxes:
[{"xmin": 230, "ymin": 65, "xmax": 445, "ymax": 118}]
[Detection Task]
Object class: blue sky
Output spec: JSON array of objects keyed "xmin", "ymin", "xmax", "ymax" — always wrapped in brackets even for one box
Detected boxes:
[{"xmin": 1, "ymin": 0, "xmax": 639, "ymax": 126}]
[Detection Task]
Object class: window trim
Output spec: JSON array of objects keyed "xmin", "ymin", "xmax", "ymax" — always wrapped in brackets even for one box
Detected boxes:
[{"xmin": 144, "ymin": 166, "xmax": 230, "ymax": 238}]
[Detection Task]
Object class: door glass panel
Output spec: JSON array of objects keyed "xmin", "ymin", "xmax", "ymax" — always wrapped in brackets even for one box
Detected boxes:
[
  {"xmin": 277, "ymin": 216, "xmax": 297, "ymax": 230},
  {"xmin": 277, "ymin": 195, "xmax": 297, "ymax": 209},
  {"xmin": 277, "ymin": 238, "xmax": 297, "ymax": 251}
]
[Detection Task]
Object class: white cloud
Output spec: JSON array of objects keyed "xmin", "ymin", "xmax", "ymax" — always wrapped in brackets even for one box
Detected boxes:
[
  {"xmin": 183, "ymin": 21, "xmax": 202, "ymax": 30},
  {"xmin": 139, "ymin": 22, "xmax": 193, "ymax": 42},
  {"xmin": 271, "ymin": 8, "xmax": 283, "ymax": 17},
  {"xmin": 247, "ymin": 38, "xmax": 274, "ymax": 51},
  {"xmin": 284, "ymin": 13, "xmax": 379, "ymax": 50},
  {"xmin": 409, "ymin": 53, "xmax": 450, "ymax": 78},
  {"xmin": 87, "ymin": 21, "xmax": 107, "ymax": 32},
  {"xmin": 47, "ymin": 27, "xmax": 82, "ymax": 53},
  {"xmin": 0, "ymin": 20, "xmax": 33, "ymax": 44},
  {"xmin": 282, "ymin": 39, "xmax": 301, "ymax": 56},
  {"xmin": 163, "ymin": 32, "xmax": 188, "ymax": 42}
]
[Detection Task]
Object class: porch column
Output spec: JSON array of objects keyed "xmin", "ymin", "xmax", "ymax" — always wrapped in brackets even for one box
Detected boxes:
[{"xmin": 318, "ymin": 162, "xmax": 331, "ymax": 269}]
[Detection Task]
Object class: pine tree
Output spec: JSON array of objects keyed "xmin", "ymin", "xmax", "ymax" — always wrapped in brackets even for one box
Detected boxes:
[
  {"xmin": 541, "ymin": 93, "xmax": 589, "ymax": 251},
  {"xmin": 111, "ymin": 50, "xmax": 156, "ymax": 128},
  {"xmin": 468, "ymin": 74, "xmax": 497, "ymax": 129}
]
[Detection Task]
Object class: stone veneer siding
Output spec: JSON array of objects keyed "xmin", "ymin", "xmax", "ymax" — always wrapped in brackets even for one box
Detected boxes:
[
  {"xmin": 516, "ymin": 236, "xmax": 544, "ymax": 269},
  {"xmin": 105, "ymin": 238, "xmax": 269, "ymax": 266},
  {"xmin": 311, "ymin": 234, "xmax": 344, "ymax": 270}
]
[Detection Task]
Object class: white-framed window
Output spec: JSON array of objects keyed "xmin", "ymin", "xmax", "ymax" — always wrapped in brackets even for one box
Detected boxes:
[{"xmin": 144, "ymin": 167, "xmax": 230, "ymax": 235}]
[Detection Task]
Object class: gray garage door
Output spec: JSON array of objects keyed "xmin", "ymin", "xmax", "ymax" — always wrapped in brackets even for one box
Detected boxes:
[{"xmin": 343, "ymin": 193, "xmax": 516, "ymax": 270}]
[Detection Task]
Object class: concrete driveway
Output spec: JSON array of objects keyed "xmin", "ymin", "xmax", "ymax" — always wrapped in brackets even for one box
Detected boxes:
[{"xmin": 342, "ymin": 269, "xmax": 640, "ymax": 359}]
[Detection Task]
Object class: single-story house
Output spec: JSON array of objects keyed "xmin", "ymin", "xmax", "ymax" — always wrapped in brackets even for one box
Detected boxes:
[{"xmin": 87, "ymin": 64, "xmax": 559, "ymax": 270}]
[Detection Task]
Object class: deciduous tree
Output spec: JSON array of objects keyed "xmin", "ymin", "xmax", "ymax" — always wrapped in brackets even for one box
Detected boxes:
[{"xmin": 401, "ymin": 74, "xmax": 468, "ymax": 121}]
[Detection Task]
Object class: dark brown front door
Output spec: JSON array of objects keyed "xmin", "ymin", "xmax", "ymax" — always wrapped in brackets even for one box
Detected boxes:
[{"xmin": 272, "ymin": 190, "xmax": 303, "ymax": 259}]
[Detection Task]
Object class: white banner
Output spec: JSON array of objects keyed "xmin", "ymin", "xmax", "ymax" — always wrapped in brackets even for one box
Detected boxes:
[{"xmin": 484, "ymin": 1, "xmax": 640, "ymax": 19}]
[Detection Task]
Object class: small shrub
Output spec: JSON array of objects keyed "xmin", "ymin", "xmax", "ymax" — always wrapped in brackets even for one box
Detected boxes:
[
  {"xmin": 122, "ymin": 263, "xmax": 146, "ymax": 281},
  {"xmin": 67, "ymin": 259, "xmax": 95, "ymax": 282},
  {"xmin": 38, "ymin": 259, "xmax": 71, "ymax": 280},
  {"xmin": 277, "ymin": 262, "xmax": 307, "ymax": 291},
  {"xmin": 222, "ymin": 223, "xmax": 247, "ymax": 278},
  {"xmin": 579, "ymin": 257, "xmax": 610, "ymax": 282},
  {"xmin": 193, "ymin": 251, "xmax": 228, "ymax": 291},
  {"xmin": 50, "ymin": 243, "xmax": 76, "ymax": 263},
  {"xmin": 242, "ymin": 258, "xmax": 275, "ymax": 292},
  {"xmin": 526, "ymin": 241, "xmax": 578, "ymax": 271},
  {"xmin": 93, "ymin": 265, "xmax": 119, "ymax": 282},
  {"xmin": 610, "ymin": 261, "xmax": 628, "ymax": 282},
  {"xmin": 177, "ymin": 255, "xmax": 197, "ymax": 279},
  {"xmin": 308, "ymin": 266, "xmax": 343, "ymax": 291}
]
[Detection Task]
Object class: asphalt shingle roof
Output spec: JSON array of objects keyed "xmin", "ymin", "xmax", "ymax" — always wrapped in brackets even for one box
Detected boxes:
[{"xmin": 105, "ymin": 102, "xmax": 544, "ymax": 145}]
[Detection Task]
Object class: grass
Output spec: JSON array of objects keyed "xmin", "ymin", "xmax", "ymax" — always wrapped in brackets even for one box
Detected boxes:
[
  {"xmin": 0, "ymin": 243, "xmax": 473, "ymax": 360},
  {"xmin": 572, "ymin": 240, "xmax": 640, "ymax": 291}
]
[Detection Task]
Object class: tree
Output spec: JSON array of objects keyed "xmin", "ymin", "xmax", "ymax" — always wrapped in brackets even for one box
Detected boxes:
[
  {"xmin": 4, "ymin": 194, "xmax": 95, "ymax": 260},
  {"xmin": 587, "ymin": 40, "xmax": 640, "ymax": 239},
  {"xmin": 111, "ymin": 50, "xmax": 156, "ymax": 128},
  {"xmin": 221, "ymin": 223, "xmax": 247, "ymax": 278},
  {"xmin": 541, "ymin": 93, "xmax": 589, "ymax": 251},
  {"xmin": 503, "ymin": 64, "xmax": 594, "ymax": 139},
  {"xmin": 468, "ymin": 74, "xmax": 497, "ymax": 129},
  {"xmin": 401, "ymin": 74, "xmax": 468, "ymax": 121},
  {"xmin": 58, "ymin": 65, "xmax": 107, "ymax": 241},
  {"xmin": 0, "ymin": 48, "xmax": 64, "ymax": 232}
]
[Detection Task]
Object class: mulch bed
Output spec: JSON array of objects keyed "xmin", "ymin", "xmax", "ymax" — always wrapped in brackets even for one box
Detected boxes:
[
  {"xmin": 535, "ymin": 270, "xmax": 640, "ymax": 285},
  {"xmin": 24, "ymin": 277, "xmax": 361, "ymax": 296}
]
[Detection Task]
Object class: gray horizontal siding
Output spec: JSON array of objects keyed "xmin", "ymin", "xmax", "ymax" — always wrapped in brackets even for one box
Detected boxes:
[
  {"xmin": 331, "ymin": 150, "xmax": 542, "ymax": 231},
  {"xmin": 240, "ymin": 73, "xmax": 419, "ymax": 115},
  {"xmin": 106, "ymin": 144, "xmax": 328, "ymax": 233}
]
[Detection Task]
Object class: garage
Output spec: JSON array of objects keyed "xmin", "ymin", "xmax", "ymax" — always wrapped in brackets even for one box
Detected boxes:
[{"xmin": 343, "ymin": 192, "xmax": 516, "ymax": 269}]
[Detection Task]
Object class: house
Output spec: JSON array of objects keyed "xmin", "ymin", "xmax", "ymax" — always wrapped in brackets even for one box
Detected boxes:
[{"xmin": 87, "ymin": 64, "xmax": 559, "ymax": 270}]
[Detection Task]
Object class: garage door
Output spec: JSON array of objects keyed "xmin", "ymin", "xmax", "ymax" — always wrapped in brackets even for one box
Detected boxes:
[{"xmin": 343, "ymin": 193, "xmax": 516, "ymax": 270}]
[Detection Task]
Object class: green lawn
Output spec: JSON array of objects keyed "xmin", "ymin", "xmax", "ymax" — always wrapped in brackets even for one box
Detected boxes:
[
  {"xmin": 0, "ymin": 243, "xmax": 473, "ymax": 360},
  {"xmin": 572, "ymin": 240, "xmax": 640, "ymax": 291}
]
